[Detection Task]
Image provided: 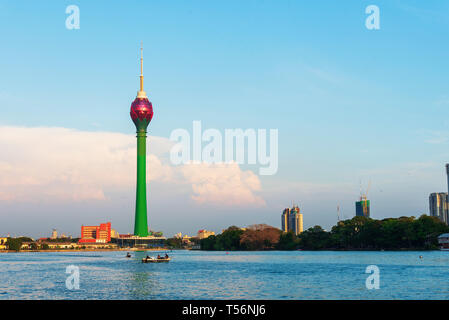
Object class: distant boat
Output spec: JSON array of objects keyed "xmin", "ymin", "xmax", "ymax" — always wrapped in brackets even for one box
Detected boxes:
[
  {"xmin": 126, "ymin": 253, "xmax": 131, "ymax": 258},
  {"xmin": 142, "ymin": 256, "xmax": 170, "ymax": 263}
]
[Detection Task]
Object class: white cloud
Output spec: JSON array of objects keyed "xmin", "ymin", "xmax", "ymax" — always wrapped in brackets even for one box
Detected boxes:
[
  {"xmin": 181, "ymin": 162, "xmax": 265, "ymax": 206},
  {"xmin": 0, "ymin": 126, "xmax": 264, "ymax": 207},
  {"xmin": 421, "ymin": 130, "xmax": 449, "ymax": 145}
]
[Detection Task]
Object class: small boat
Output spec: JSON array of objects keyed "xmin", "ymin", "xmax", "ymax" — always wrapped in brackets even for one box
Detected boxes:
[
  {"xmin": 126, "ymin": 253, "xmax": 131, "ymax": 258},
  {"xmin": 142, "ymin": 256, "xmax": 171, "ymax": 263}
]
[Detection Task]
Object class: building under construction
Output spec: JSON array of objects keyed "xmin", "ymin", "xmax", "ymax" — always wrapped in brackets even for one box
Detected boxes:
[
  {"xmin": 355, "ymin": 181, "xmax": 371, "ymax": 218},
  {"xmin": 355, "ymin": 197, "xmax": 370, "ymax": 218}
]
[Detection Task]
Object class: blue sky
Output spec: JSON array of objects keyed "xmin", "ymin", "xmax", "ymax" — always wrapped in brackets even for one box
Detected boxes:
[{"xmin": 0, "ymin": 1, "xmax": 449, "ymax": 238}]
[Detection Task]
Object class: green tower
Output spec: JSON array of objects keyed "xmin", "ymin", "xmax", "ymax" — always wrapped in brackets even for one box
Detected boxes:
[{"xmin": 130, "ymin": 46, "xmax": 154, "ymax": 237}]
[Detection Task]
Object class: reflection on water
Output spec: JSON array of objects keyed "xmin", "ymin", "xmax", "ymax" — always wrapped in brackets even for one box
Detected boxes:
[
  {"xmin": 1, "ymin": 250, "xmax": 449, "ymax": 299},
  {"xmin": 129, "ymin": 272, "xmax": 157, "ymax": 298}
]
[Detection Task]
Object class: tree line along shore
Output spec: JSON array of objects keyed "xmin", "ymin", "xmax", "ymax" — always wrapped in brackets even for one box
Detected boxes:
[
  {"xmin": 3, "ymin": 215, "xmax": 447, "ymax": 252},
  {"xmin": 199, "ymin": 215, "xmax": 449, "ymax": 251}
]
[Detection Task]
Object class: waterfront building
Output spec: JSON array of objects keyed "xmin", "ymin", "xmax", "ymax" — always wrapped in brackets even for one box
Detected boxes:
[
  {"xmin": 111, "ymin": 233, "xmax": 166, "ymax": 249},
  {"xmin": 429, "ymin": 193, "xmax": 449, "ymax": 225},
  {"xmin": 20, "ymin": 242, "xmax": 36, "ymax": 250},
  {"xmin": 37, "ymin": 241, "xmax": 80, "ymax": 249},
  {"xmin": 0, "ymin": 237, "xmax": 7, "ymax": 250},
  {"xmin": 79, "ymin": 222, "xmax": 112, "ymax": 243},
  {"xmin": 197, "ymin": 229, "xmax": 215, "ymax": 239},
  {"xmin": 174, "ymin": 232, "xmax": 183, "ymax": 239},
  {"xmin": 438, "ymin": 233, "xmax": 449, "ymax": 250},
  {"xmin": 22, "ymin": 241, "xmax": 79, "ymax": 250},
  {"xmin": 281, "ymin": 205, "xmax": 304, "ymax": 235},
  {"xmin": 111, "ymin": 229, "xmax": 119, "ymax": 238},
  {"xmin": 51, "ymin": 229, "xmax": 58, "ymax": 239},
  {"xmin": 182, "ymin": 235, "xmax": 192, "ymax": 244},
  {"xmin": 77, "ymin": 242, "xmax": 117, "ymax": 249}
]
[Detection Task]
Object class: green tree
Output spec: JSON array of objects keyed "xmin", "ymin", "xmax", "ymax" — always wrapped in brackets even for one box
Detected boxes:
[
  {"xmin": 6, "ymin": 238, "xmax": 23, "ymax": 251},
  {"xmin": 356, "ymin": 219, "xmax": 383, "ymax": 249},
  {"xmin": 199, "ymin": 226, "xmax": 244, "ymax": 251},
  {"xmin": 277, "ymin": 231, "xmax": 300, "ymax": 250},
  {"xmin": 412, "ymin": 215, "xmax": 449, "ymax": 249},
  {"xmin": 298, "ymin": 226, "xmax": 331, "ymax": 250},
  {"xmin": 166, "ymin": 237, "xmax": 183, "ymax": 249},
  {"xmin": 215, "ymin": 226, "xmax": 244, "ymax": 251},
  {"xmin": 200, "ymin": 235, "xmax": 217, "ymax": 250}
]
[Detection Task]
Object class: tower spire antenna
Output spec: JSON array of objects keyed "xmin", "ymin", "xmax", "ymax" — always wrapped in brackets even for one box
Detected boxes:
[{"xmin": 137, "ymin": 42, "xmax": 147, "ymax": 98}]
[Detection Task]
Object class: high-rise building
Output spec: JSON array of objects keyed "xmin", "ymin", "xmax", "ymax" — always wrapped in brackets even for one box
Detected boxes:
[
  {"xmin": 130, "ymin": 45, "xmax": 154, "ymax": 237},
  {"xmin": 51, "ymin": 229, "xmax": 58, "ymax": 239},
  {"xmin": 281, "ymin": 205, "xmax": 304, "ymax": 235},
  {"xmin": 79, "ymin": 222, "xmax": 112, "ymax": 243},
  {"xmin": 298, "ymin": 210, "xmax": 303, "ymax": 234},
  {"xmin": 281, "ymin": 208, "xmax": 290, "ymax": 232},
  {"xmin": 355, "ymin": 196, "xmax": 370, "ymax": 217},
  {"xmin": 429, "ymin": 193, "xmax": 448, "ymax": 225},
  {"xmin": 446, "ymin": 164, "xmax": 449, "ymax": 196}
]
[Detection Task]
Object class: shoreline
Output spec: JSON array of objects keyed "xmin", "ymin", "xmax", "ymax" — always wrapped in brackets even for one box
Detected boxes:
[
  {"xmin": 0, "ymin": 248, "xmax": 170, "ymax": 253},
  {"xmin": 0, "ymin": 248, "xmax": 441, "ymax": 253}
]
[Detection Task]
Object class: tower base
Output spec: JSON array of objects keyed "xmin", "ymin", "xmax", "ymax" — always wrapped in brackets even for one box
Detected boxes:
[{"xmin": 111, "ymin": 235, "xmax": 166, "ymax": 249}]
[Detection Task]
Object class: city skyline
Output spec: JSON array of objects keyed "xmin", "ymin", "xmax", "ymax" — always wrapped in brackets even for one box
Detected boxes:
[{"xmin": 1, "ymin": 1, "xmax": 449, "ymax": 238}]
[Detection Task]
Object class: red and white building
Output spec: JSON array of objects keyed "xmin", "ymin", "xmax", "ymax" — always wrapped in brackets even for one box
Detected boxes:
[{"xmin": 79, "ymin": 222, "xmax": 111, "ymax": 243}]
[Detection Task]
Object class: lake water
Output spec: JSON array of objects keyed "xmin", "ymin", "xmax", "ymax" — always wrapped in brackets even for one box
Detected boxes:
[{"xmin": 0, "ymin": 250, "xmax": 448, "ymax": 299}]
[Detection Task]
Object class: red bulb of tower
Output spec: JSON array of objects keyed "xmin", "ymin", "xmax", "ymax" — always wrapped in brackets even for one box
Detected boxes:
[{"xmin": 130, "ymin": 97, "xmax": 153, "ymax": 127}]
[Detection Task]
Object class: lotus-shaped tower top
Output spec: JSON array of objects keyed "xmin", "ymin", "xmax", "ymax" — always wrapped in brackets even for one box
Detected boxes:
[{"xmin": 130, "ymin": 44, "xmax": 153, "ymax": 131}]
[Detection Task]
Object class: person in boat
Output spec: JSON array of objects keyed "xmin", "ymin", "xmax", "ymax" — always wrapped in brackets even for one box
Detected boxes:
[
  {"xmin": 157, "ymin": 254, "xmax": 161, "ymax": 259},
  {"xmin": 165, "ymin": 253, "xmax": 169, "ymax": 259}
]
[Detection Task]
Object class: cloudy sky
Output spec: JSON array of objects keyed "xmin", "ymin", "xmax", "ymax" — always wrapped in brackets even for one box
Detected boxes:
[{"xmin": 0, "ymin": 0, "xmax": 448, "ymax": 238}]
